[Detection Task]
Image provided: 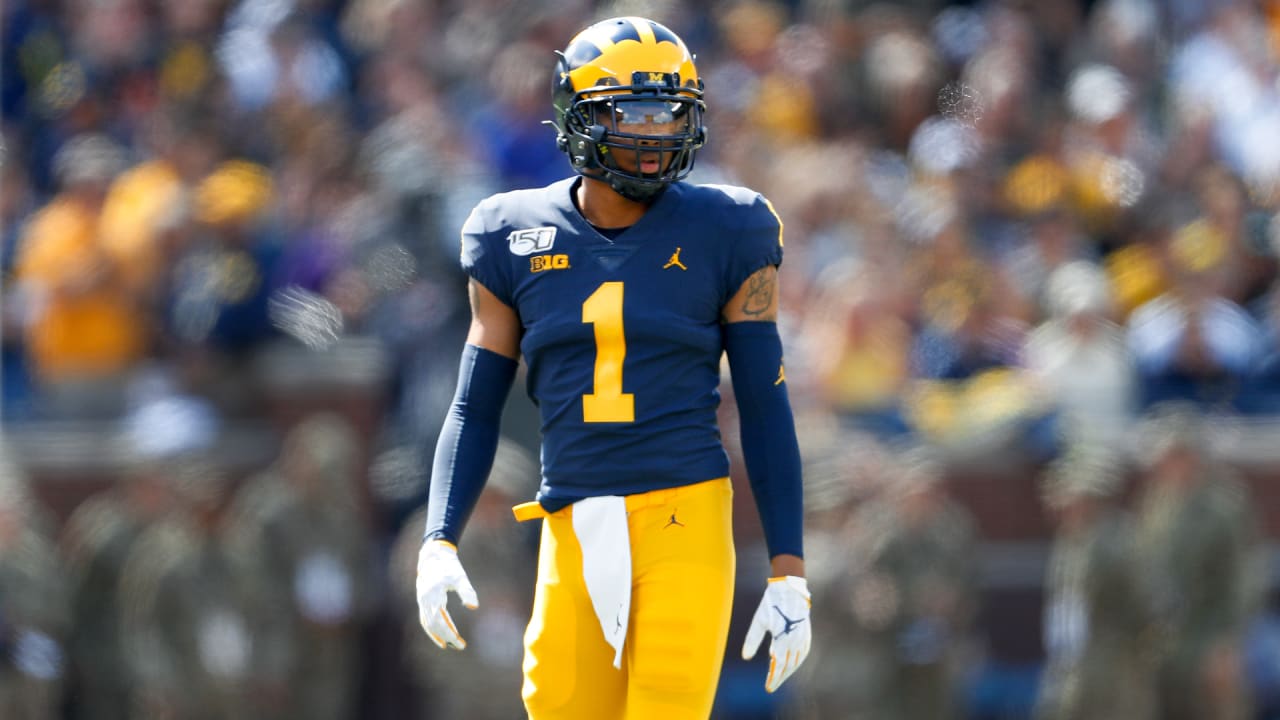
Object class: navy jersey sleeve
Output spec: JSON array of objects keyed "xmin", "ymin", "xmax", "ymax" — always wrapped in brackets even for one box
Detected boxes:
[
  {"xmin": 723, "ymin": 193, "xmax": 784, "ymax": 306},
  {"xmin": 459, "ymin": 201, "xmax": 516, "ymax": 308}
]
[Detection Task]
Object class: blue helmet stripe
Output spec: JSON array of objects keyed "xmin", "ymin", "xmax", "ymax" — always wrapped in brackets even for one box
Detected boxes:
[
  {"xmin": 604, "ymin": 18, "xmax": 643, "ymax": 45},
  {"xmin": 648, "ymin": 21, "xmax": 681, "ymax": 47},
  {"xmin": 564, "ymin": 39, "xmax": 603, "ymax": 69}
]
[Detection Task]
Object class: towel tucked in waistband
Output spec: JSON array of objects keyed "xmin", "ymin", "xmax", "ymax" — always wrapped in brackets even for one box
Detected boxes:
[{"xmin": 513, "ymin": 496, "xmax": 632, "ymax": 669}]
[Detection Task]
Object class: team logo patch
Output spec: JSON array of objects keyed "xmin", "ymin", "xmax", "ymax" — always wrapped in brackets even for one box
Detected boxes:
[
  {"xmin": 508, "ymin": 227, "xmax": 557, "ymax": 256},
  {"xmin": 530, "ymin": 254, "xmax": 571, "ymax": 273}
]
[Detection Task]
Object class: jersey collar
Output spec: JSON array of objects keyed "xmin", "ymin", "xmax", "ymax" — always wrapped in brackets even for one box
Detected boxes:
[{"xmin": 556, "ymin": 176, "xmax": 682, "ymax": 245}]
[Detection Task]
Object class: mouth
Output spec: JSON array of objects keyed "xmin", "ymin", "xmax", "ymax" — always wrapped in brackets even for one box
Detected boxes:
[{"xmin": 639, "ymin": 154, "xmax": 662, "ymax": 175}]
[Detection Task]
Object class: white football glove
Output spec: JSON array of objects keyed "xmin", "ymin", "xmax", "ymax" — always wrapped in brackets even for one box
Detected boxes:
[
  {"xmin": 742, "ymin": 575, "xmax": 811, "ymax": 693},
  {"xmin": 416, "ymin": 539, "xmax": 478, "ymax": 650}
]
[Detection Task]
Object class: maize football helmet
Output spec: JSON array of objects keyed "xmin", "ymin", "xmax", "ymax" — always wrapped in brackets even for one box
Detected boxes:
[{"xmin": 552, "ymin": 17, "xmax": 706, "ymax": 202}]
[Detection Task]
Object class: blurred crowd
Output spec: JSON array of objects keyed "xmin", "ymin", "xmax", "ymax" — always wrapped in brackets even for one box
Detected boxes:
[
  {"xmin": 5, "ymin": 0, "xmax": 1280, "ymax": 717},
  {"xmin": 794, "ymin": 403, "xmax": 1270, "ymax": 720}
]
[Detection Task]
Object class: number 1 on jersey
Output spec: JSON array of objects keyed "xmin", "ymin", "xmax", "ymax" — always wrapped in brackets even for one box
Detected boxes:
[{"xmin": 582, "ymin": 281, "xmax": 634, "ymax": 423}]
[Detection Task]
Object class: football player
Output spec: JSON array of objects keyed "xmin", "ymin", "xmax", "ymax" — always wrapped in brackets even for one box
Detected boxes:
[{"xmin": 416, "ymin": 16, "xmax": 810, "ymax": 719}]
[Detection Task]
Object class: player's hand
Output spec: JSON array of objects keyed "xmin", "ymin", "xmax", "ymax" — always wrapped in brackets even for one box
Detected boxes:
[
  {"xmin": 742, "ymin": 575, "xmax": 811, "ymax": 693},
  {"xmin": 416, "ymin": 539, "xmax": 479, "ymax": 649}
]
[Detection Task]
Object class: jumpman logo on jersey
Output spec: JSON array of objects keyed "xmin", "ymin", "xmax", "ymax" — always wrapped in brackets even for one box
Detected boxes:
[
  {"xmin": 663, "ymin": 247, "xmax": 687, "ymax": 270},
  {"xmin": 774, "ymin": 363, "xmax": 786, "ymax": 385},
  {"xmin": 664, "ymin": 509, "xmax": 685, "ymax": 529},
  {"xmin": 773, "ymin": 606, "xmax": 806, "ymax": 636}
]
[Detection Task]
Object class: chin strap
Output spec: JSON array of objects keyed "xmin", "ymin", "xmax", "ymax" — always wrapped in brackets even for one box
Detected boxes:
[
  {"xmin": 606, "ymin": 173, "xmax": 666, "ymax": 203},
  {"xmin": 577, "ymin": 164, "xmax": 666, "ymax": 204}
]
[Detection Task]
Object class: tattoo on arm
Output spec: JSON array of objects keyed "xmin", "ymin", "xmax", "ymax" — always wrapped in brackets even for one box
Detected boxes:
[{"xmin": 740, "ymin": 267, "xmax": 775, "ymax": 318}]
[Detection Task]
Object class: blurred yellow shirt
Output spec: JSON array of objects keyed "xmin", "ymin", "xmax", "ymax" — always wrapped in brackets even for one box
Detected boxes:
[
  {"xmin": 16, "ymin": 196, "xmax": 145, "ymax": 382},
  {"xmin": 825, "ymin": 316, "xmax": 911, "ymax": 412},
  {"xmin": 100, "ymin": 160, "xmax": 185, "ymax": 294}
]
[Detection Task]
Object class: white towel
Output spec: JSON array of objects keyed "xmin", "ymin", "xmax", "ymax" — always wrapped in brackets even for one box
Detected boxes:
[{"xmin": 571, "ymin": 495, "xmax": 631, "ymax": 668}]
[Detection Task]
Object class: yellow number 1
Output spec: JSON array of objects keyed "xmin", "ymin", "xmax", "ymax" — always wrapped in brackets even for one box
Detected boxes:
[{"xmin": 582, "ymin": 281, "xmax": 634, "ymax": 423}]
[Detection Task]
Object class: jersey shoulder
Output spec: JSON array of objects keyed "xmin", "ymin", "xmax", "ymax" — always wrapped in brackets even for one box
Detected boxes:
[
  {"xmin": 672, "ymin": 183, "xmax": 784, "ymax": 299},
  {"xmin": 461, "ymin": 179, "xmax": 576, "ymax": 304},
  {"xmin": 465, "ymin": 179, "xmax": 576, "ymax": 237},
  {"xmin": 678, "ymin": 182, "xmax": 781, "ymax": 231}
]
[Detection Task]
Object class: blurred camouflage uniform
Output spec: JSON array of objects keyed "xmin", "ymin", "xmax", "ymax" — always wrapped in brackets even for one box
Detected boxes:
[
  {"xmin": 0, "ymin": 469, "xmax": 69, "ymax": 720},
  {"xmin": 63, "ymin": 459, "xmax": 178, "ymax": 720},
  {"xmin": 224, "ymin": 413, "xmax": 375, "ymax": 720},
  {"xmin": 391, "ymin": 437, "xmax": 538, "ymax": 719},
  {"xmin": 785, "ymin": 434, "xmax": 889, "ymax": 720},
  {"xmin": 1035, "ymin": 450, "xmax": 1156, "ymax": 720},
  {"xmin": 63, "ymin": 383, "xmax": 218, "ymax": 720},
  {"xmin": 842, "ymin": 448, "xmax": 979, "ymax": 720},
  {"xmin": 118, "ymin": 460, "xmax": 255, "ymax": 720},
  {"xmin": 1133, "ymin": 405, "xmax": 1263, "ymax": 720}
]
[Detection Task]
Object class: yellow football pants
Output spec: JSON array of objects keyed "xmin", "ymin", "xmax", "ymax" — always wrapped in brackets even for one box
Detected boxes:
[{"xmin": 516, "ymin": 477, "xmax": 735, "ymax": 720}]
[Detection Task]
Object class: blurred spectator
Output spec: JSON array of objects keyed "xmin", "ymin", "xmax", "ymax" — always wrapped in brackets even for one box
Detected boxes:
[
  {"xmin": 858, "ymin": 7, "xmax": 945, "ymax": 150},
  {"xmin": 1243, "ymin": 284, "xmax": 1280, "ymax": 413},
  {"xmin": 471, "ymin": 40, "xmax": 568, "ymax": 191},
  {"xmin": 61, "ymin": 382, "xmax": 218, "ymax": 720},
  {"xmin": 166, "ymin": 158, "xmax": 282, "ymax": 413},
  {"xmin": 1133, "ymin": 403, "xmax": 1265, "ymax": 720},
  {"xmin": 61, "ymin": 456, "xmax": 173, "ymax": 720},
  {"xmin": 390, "ymin": 437, "xmax": 537, "ymax": 718},
  {"xmin": 909, "ymin": 254, "xmax": 1026, "ymax": 382},
  {"xmin": 1185, "ymin": 166, "xmax": 1274, "ymax": 306},
  {"xmin": 1, "ymin": 146, "xmax": 38, "ymax": 420},
  {"xmin": 788, "ymin": 433, "xmax": 889, "ymax": 719},
  {"xmin": 1023, "ymin": 260, "xmax": 1135, "ymax": 448},
  {"xmin": 998, "ymin": 203, "xmax": 1094, "ymax": 314},
  {"xmin": 904, "ymin": 268, "xmax": 1043, "ymax": 446},
  {"xmin": 1059, "ymin": 62, "xmax": 1159, "ymax": 242},
  {"xmin": 12, "ymin": 133, "xmax": 144, "ymax": 418},
  {"xmin": 1125, "ymin": 229, "xmax": 1263, "ymax": 409},
  {"xmin": 1086, "ymin": 0, "xmax": 1162, "ymax": 84},
  {"xmin": 117, "ymin": 457, "xmax": 253, "ymax": 720},
  {"xmin": 216, "ymin": 5, "xmax": 348, "ymax": 116},
  {"xmin": 1167, "ymin": 2, "xmax": 1280, "ymax": 204},
  {"xmin": 98, "ymin": 106, "xmax": 222, "ymax": 316},
  {"xmin": 1035, "ymin": 448, "xmax": 1156, "ymax": 720},
  {"xmin": 0, "ymin": 459, "xmax": 68, "ymax": 720},
  {"xmin": 842, "ymin": 447, "xmax": 979, "ymax": 720},
  {"xmin": 807, "ymin": 259, "xmax": 913, "ymax": 437},
  {"xmin": 224, "ymin": 412, "xmax": 375, "ymax": 720}
]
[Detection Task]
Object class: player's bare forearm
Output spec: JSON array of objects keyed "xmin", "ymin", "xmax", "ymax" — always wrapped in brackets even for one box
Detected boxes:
[
  {"xmin": 723, "ymin": 265, "xmax": 778, "ymax": 323},
  {"xmin": 771, "ymin": 553, "xmax": 805, "ymax": 578}
]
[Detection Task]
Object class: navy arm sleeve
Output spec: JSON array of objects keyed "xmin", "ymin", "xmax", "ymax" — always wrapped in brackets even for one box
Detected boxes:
[
  {"xmin": 724, "ymin": 321, "xmax": 804, "ymax": 559},
  {"xmin": 423, "ymin": 343, "xmax": 519, "ymax": 544}
]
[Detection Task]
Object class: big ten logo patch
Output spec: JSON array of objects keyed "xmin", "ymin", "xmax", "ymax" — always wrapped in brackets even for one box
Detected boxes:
[{"xmin": 530, "ymin": 254, "xmax": 571, "ymax": 273}]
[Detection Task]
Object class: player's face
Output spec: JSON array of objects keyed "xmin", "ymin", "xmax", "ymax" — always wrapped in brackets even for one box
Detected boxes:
[{"xmin": 595, "ymin": 99, "xmax": 692, "ymax": 176}]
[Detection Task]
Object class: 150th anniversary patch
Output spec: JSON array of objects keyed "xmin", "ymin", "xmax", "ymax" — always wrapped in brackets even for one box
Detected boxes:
[{"xmin": 508, "ymin": 227, "xmax": 558, "ymax": 256}]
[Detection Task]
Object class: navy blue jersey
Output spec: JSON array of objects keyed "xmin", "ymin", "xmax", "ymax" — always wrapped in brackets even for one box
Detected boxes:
[{"xmin": 461, "ymin": 177, "xmax": 783, "ymax": 505}]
